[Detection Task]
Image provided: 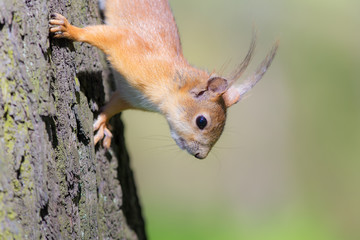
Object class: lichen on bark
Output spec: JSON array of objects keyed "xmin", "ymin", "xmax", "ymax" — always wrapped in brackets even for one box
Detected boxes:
[{"xmin": 0, "ymin": 0, "xmax": 145, "ymax": 239}]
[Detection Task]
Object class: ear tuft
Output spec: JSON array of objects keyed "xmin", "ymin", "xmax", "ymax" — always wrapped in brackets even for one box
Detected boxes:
[
  {"xmin": 207, "ymin": 77, "xmax": 228, "ymax": 96},
  {"xmin": 223, "ymin": 39, "xmax": 279, "ymax": 108}
]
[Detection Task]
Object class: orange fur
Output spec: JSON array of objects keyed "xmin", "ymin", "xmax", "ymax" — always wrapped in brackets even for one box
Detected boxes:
[{"xmin": 49, "ymin": 0, "xmax": 278, "ymax": 158}]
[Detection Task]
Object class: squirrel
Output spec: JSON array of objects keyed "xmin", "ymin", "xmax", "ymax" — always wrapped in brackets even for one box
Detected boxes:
[{"xmin": 49, "ymin": 0, "xmax": 278, "ymax": 159}]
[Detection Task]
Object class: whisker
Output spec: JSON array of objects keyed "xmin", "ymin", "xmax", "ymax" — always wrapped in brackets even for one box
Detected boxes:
[
  {"xmin": 213, "ymin": 145, "xmax": 239, "ymax": 150},
  {"xmin": 142, "ymin": 143, "xmax": 178, "ymax": 154},
  {"xmin": 223, "ymin": 126, "xmax": 241, "ymax": 135},
  {"xmin": 172, "ymin": 149, "xmax": 186, "ymax": 161},
  {"xmin": 210, "ymin": 151, "xmax": 224, "ymax": 177},
  {"xmin": 142, "ymin": 134, "xmax": 172, "ymax": 141}
]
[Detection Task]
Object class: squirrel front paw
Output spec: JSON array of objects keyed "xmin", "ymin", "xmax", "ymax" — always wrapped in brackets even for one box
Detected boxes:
[
  {"xmin": 93, "ymin": 113, "xmax": 113, "ymax": 149},
  {"xmin": 49, "ymin": 13, "xmax": 74, "ymax": 40}
]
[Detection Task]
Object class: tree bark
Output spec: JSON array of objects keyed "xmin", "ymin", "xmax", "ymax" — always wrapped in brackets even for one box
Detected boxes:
[{"xmin": 0, "ymin": 0, "xmax": 146, "ymax": 239}]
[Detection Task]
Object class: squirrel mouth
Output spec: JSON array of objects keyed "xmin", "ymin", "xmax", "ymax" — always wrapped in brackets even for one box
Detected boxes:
[
  {"xmin": 175, "ymin": 137, "xmax": 186, "ymax": 150},
  {"xmin": 172, "ymin": 134, "xmax": 209, "ymax": 159}
]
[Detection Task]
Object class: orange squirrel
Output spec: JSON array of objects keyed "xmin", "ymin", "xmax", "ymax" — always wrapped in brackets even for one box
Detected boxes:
[{"xmin": 49, "ymin": 0, "xmax": 278, "ymax": 159}]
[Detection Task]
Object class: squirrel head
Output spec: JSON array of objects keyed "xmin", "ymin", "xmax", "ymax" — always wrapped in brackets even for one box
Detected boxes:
[
  {"xmin": 164, "ymin": 35, "xmax": 279, "ymax": 159},
  {"xmin": 164, "ymin": 76, "xmax": 229, "ymax": 159}
]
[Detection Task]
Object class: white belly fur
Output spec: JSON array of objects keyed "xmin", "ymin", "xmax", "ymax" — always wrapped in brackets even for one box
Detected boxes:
[{"xmin": 113, "ymin": 70, "xmax": 160, "ymax": 112}]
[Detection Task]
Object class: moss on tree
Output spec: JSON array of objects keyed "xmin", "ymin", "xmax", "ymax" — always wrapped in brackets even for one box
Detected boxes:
[{"xmin": 0, "ymin": 0, "xmax": 146, "ymax": 239}]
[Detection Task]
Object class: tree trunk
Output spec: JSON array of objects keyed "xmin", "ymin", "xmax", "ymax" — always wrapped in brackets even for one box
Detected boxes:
[{"xmin": 0, "ymin": 0, "xmax": 146, "ymax": 239}]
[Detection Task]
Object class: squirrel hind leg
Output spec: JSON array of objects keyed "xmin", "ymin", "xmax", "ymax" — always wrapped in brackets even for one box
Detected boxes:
[
  {"xmin": 93, "ymin": 92, "xmax": 131, "ymax": 149},
  {"xmin": 93, "ymin": 114, "xmax": 113, "ymax": 149}
]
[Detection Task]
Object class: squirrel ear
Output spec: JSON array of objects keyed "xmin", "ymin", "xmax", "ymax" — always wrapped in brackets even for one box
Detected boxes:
[
  {"xmin": 190, "ymin": 77, "xmax": 228, "ymax": 99},
  {"xmin": 207, "ymin": 77, "xmax": 228, "ymax": 96}
]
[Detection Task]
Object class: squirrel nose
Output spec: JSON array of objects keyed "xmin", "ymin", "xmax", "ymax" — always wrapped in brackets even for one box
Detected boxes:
[{"xmin": 194, "ymin": 153, "xmax": 205, "ymax": 159}]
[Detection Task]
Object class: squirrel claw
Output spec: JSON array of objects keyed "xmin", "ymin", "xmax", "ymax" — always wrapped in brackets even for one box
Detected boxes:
[
  {"xmin": 94, "ymin": 114, "xmax": 113, "ymax": 149},
  {"xmin": 49, "ymin": 13, "xmax": 71, "ymax": 39},
  {"xmin": 103, "ymin": 134, "xmax": 112, "ymax": 149}
]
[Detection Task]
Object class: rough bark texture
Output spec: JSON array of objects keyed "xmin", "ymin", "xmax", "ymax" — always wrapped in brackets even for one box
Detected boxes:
[{"xmin": 0, "ymin": 0, "xmax": 146, "ymax": 239}]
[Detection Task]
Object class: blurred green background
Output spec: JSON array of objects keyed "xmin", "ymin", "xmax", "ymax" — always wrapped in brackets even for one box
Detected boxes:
[{"xmin": 121, "ymin": 0, "xmax": 360, "ymax": 239}]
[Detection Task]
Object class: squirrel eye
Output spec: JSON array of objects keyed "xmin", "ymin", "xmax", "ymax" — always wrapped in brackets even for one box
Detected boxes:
[{"xmin": 196, "ymin": 115, "xmax": 207, "ymax": 130}]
